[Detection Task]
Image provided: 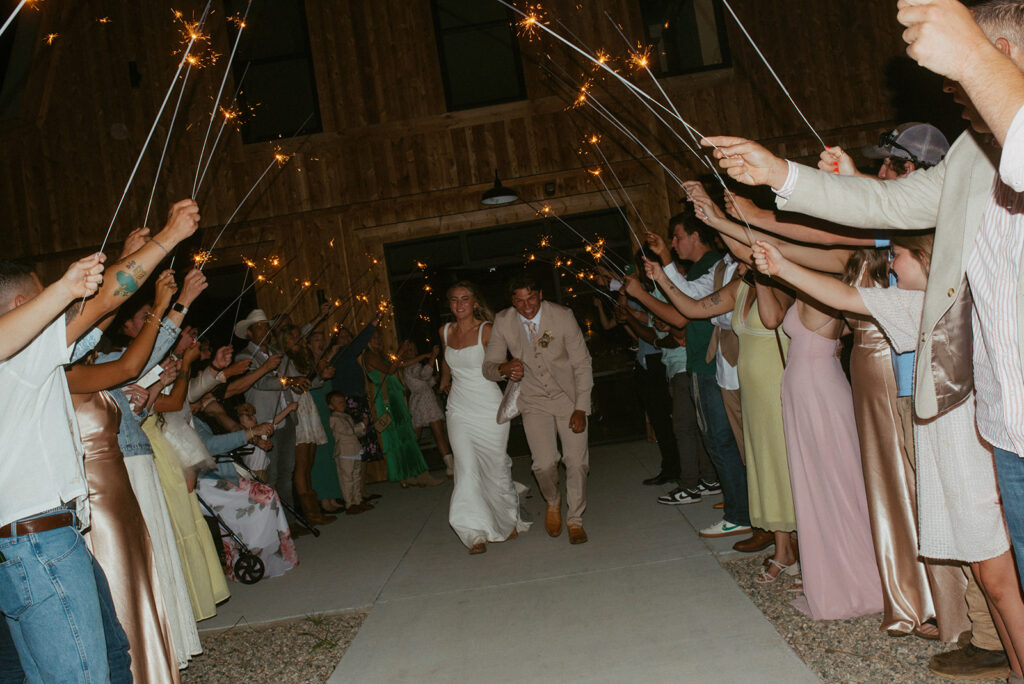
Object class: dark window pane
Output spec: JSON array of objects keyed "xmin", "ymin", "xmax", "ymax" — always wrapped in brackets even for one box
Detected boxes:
[
  {"xmin": 223, "ymin": 0, "xmax": 322, "ymax": 143},
  {"xmin": 433, "ymin": 0, "xmax": 526, "ymax": 111},
  {"xmin": 639, "ymin": 0, "xmax": 730, "ymax": 77}
]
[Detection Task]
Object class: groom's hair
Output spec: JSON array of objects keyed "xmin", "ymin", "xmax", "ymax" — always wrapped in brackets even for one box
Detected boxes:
[{"xmin": 506, "ymin": 273, "xmax": 540, "ymax": 299}]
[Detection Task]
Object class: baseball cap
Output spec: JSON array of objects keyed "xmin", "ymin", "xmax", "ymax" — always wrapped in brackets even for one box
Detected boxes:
[{"xmin": 862, "ymin": 122, "xmax": 950, "ymax": 166}]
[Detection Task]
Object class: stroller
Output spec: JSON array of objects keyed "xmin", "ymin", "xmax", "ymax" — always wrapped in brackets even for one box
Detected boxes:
[{"xmin": 196, "ymin": 446, "xmax": 320, "ymax": 584}]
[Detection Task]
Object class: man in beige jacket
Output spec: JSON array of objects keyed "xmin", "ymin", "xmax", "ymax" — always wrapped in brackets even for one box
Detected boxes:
[{"xmin": 483, "ymin": 273, "xmax": 594, "ymax": 544}]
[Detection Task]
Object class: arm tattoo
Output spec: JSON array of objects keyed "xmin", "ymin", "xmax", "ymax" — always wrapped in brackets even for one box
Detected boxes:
[
  {"xmin": 708, "ymin": 292, "xmax": 722, "ymax": 305},
  {"xmin": 113, "ymin": 260, "xmax": 147, "ymax": 298}
]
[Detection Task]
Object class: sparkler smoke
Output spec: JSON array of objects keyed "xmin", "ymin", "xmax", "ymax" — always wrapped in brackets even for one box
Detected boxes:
[
  {"xmin": 193, "ymin": 0, "xmax": 255, "ymax": 198},
  {"xmin": 93, "ymin": 0, "xmax": 213, "ymax": 267},
  {"xmin": 0, "ymin": 0, "xmax": 28, "ymax": 40},
  {"xmin": 719, "ymin": 0, "xmax": 827, "ymax": 151}
]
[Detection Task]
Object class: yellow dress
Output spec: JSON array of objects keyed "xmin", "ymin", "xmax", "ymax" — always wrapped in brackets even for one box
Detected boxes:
[
  {"xmin": 731, "ymin": 282, "xmax": 796, "ymax": 531},
  {"xmin": 143, "ymin": 416, "xmax": 230, "ymax": 621}
]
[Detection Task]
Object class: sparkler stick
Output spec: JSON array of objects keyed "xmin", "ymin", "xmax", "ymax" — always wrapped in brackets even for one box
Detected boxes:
[
  {"xmin": 142, "ymin": 61, "xmax": 196, "ymax": 230},
  {"xmin": 192, "ymin": 1, "xmax": 255, "ymax": 197},
  {"xmin": 0, "ymin": 0, "xmax": 28, "ymax": 39},
  {"xmin": 588, "ymin": 137, "xmax": 650, "ymax": 237},
  {"xmin": 519, "ymin": 196, "xmax": 628, "ymax": 276},
  {"xmin": 195, "ymin": 253, "xmax": 297, "ymax": 340},
  {"xmin": 584, "ymin": 138, "xmax": 647, "ymax": 258},
  {"xmin": 194, "ymin": 62, "xmax": 250, "ymax": 196},
  {"xmin": 96, "ymin": 0, "xmax": 213, "ymax": 260},
  {"xmin": 198, "ymin": 112, "xmax": 314, "ymax": 270},
  {"xmin": 719, "ymin": 0, "xmax": 828, "ymax": 151}
]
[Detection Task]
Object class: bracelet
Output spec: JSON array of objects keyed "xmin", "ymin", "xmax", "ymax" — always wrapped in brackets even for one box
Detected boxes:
[{"xmin": 151, "ymin": 238, "xmax": 169, "ymax": 255}]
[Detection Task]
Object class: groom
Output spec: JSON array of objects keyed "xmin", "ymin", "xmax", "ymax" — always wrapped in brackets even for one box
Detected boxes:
[{"xmin": 483, "ymin": 274, "xmax": 594, "ymax": 544}]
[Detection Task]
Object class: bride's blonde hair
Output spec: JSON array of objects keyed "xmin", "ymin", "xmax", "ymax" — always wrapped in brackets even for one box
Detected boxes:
[{"xmin": 446, "ymin": 280, "xmax": 494, "ymax": 323}]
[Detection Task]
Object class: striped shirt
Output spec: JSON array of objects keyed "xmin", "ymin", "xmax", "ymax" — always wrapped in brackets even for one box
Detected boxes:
[{"xmin": 967, "ymin": 106, "xmax": 1024, "ymax": 455}]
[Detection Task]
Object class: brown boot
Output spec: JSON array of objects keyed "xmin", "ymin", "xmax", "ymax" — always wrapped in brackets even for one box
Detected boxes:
[
  {"xmin": 733, "ymin": 528, "xmax": 775, "ymax": 553},
  {"xmin": 545, "ymin": 501, "xmax": 562, "ymax": 537},
  {"xmin": 567, "ymin": 524, "xmax": 588, "ymax": 545},
  {"xmin": 299, "ymin": 493, "xmax": 336, "ymax": 525},
  {"xmin": 929, "ymin": 636, "xmax": 1009, "ymax": 680}
]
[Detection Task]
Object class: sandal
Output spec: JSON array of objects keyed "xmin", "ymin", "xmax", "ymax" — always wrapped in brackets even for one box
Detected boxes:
[{"xmin": 756, "ymin": 559, "xmax": 800, "ymax": 584}]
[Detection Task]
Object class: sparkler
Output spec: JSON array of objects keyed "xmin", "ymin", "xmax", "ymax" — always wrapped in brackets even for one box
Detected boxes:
[
  {"xmin": 193, "ymin": 61, "xmax": 251, "ymax": 196},
  {"xmin": 192, "ymin": 1, "xmax": 255, "ymax": 197},
  {"xmin": 583, "ymin": 137, "xmax": 646, "ymax": 258},
  {"xmin": 719, "ymin": 0, "xmax": 827, "ymax": 151},
  {"xmin": 195, "ymin": 253, "xmax": 298, "ymax": 341},
  {"xmin": 43, "ymin": 33, "xmax": 57, "ymax": 45},
  {"xmin": 0, "ymin": 0, "xmax": 33, "ymax": 40},
  {"xmin": 198, "ymin": 150, "xmax": 294, "ymax": 271},
  {"xmin": 92, "ymin": 0, "xmax": 213, "ymax": 267},
  {"xmin": 522, "ymin": 196, "xmax": 628, "ymax": 276}
]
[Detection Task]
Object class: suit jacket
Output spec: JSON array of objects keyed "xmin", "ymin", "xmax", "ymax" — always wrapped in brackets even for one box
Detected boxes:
[
  {"xmin": 482, "ymin": 301, "xmax": 594, "ymax": 415},
  {"xmin": 779, "ymin": 130, "xmax": 998, "ymax": 419}
]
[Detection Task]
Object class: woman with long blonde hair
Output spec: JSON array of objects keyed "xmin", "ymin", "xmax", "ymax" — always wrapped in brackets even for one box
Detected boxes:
[{"xmin": 440, "ymin": 281, "xmax": 529, "ymax": 554}]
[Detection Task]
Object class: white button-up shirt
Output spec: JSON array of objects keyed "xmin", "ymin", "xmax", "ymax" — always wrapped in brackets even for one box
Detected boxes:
[
  {"xmin": 967, "ymin": 106, "xmax": 1024, "ymax": 455},
  {"xmin": 0, "ymin": 317, "xmax": 89, "ymax": 529}
]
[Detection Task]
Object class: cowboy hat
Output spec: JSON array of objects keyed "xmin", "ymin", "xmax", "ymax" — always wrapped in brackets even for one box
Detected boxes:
[{"xmin": 234, "ymin": 308, "xmax": 269, "ymax": 339}]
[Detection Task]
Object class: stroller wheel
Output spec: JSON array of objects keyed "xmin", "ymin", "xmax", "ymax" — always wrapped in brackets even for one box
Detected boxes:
[{"xmin": 234, "ymin": 552, "xmax": 265, "ymax": 584}]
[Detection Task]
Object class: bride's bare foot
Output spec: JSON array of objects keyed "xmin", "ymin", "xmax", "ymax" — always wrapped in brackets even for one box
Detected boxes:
[
  {"xmin": 505, "ymin": 528, "xmax": 518, "ymax": 542},
  {"xmin": 469, "ymin": 542, "xmax": 486, "ymax": 555}
]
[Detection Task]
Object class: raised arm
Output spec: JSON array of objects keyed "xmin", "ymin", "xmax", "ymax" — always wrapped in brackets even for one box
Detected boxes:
[
  {"xmin": 67, "ymin": 199, "xmax": 201, "ymax": 343},
  {"xmin": 65, "ymin": 271, "xmax": 176, "ymax": 394},
  {"xmin": 1, "ymin": 253, "xmax": 105, "ymax": 360},
  {"xmin": 752, "ymin": 241, "xmax": 868, "ymax": 316},
  {"xmin": 724, "ymin": 193, "xmax": 876, "ymax": 247},
  {"xmin": 640, "ymin": 258, "xmax": 741, "ymax": 320},
  {"xmin": 153, "ymin": 343, "xmax": 200, "ymax": 413},
  {"xmin": 621, "ymin": 277, "xmax": 688, "ymax": 328},
  {"xmin": 225, "ymin": 353, "xmax": 282, "ymax": 398},
  {"xmin": 754, "ymin": 278, "xmax": 795, "ymax": 330}
]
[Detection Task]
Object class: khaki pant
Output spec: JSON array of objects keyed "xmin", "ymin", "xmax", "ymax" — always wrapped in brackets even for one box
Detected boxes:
[
  {"xmin": 720, "ymin": 387, "xmax": 744, "ymax": 465},
  {"xmin": 522, "ymin": 411, "xmax": 589, "ymax": 526},
  {"xmin": 966, "ymin": 565, "xmax": 1005, "ymax": 651},
  {"xmin": 335, "ymin": 456, "xmax": 363, "ymax": 508}
]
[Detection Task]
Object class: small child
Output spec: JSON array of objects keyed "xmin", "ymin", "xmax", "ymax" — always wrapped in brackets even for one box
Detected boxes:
[
  {"xmin": 327, "ymin": 391, "xmax": 371, "ymax": 514},
  {"xmin": 237, "ymin": 401, "xmax": 297, "ymax": 482}
]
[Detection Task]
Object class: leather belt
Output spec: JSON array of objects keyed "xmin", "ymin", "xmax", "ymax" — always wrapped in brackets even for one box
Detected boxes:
[{"xmin": 1, "ymin": 511, "xmax": 75, "ymax": 538}]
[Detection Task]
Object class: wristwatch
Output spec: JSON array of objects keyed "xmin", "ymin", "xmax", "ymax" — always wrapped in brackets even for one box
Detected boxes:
[{"xmin": 171, "ymin": 302, "xmax": 189, "ymax": 315}]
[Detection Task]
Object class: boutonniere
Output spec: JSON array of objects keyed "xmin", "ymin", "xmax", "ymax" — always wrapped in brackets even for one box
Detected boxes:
[{"xmin": 538, "ymin": 331, "xmax": 553, "ymax": 348}]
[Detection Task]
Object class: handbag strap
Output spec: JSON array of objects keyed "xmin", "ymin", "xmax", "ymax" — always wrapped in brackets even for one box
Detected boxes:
[{"xmin": 774, "ymin": 328, "xmax": 787, "ymax": 369}]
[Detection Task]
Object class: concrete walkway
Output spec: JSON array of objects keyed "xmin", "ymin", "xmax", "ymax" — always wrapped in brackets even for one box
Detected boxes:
[{"xmin": 201, "ymin": 441, "xmax": 817, "ymax": 683}]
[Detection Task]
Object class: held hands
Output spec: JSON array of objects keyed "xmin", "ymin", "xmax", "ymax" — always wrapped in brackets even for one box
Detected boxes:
[
  {"xmin": 681, "ymin": 179, "xmax": 711, "ymax": 202},
  {"xmin": 500, "ymin": 358, "xmax": 524, "ymax": 382},
  {"xmin": 212, "ymin": 345, "xmax": 233, "ymax": 370},
  {"xmin": 177, "ymin": 269, "xmax": 208, "ymax": 307},
  {"xmin": 818, "ymin": 146, "xmax": 859, "ymax": 176},
  {"xmin": 153, "ymin": 270, "xmax": 178, "ymax": 313},
  {"xmin": 123, "ymin": 384, "xmax": 148, "ymax": 414},
  {"xmin": 751, "ymin": 240, "xmax": 788, "ymax": 278},
  {"xmin": 569, "ymin": 409, "xmax": 587, "ymax": 434},
  {"xmin": 896, "ymin": 0, "xmax": 991, "ymax": 81},
  {"xmin": 60, "ymin": 252, "xmax": 106, "ymax": 300},
  {"xmin": 164, "ymin": 199, "xmax": 201, "ymax": 242},
  {"xmin": 621, "ymin": 274, "xmax": 643, "ymax": 298},
  {"xmin": 700, "ymin": 136, "xmax": 789, "ymax": 188}
]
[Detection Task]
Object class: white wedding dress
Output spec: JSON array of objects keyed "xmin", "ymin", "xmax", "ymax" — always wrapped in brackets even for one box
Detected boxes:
[{"xmin": 445, "ymin": 322, "xmax": 531, "ymax": 548}]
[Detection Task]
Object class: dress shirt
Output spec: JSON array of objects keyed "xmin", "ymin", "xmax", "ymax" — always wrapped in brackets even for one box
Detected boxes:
[
  {"xmin": 0, "ymin": 317, "xmax": 89, "ymax": 528},
  {"xmin": 967, "ymin": 105, "xmax": 1024, "ymax": 455},
  {"xmin": 652, "ymin": 290, "xmax": 687, "ymax": 379}
]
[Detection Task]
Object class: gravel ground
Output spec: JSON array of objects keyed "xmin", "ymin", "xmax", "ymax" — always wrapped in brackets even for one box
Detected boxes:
[
  {"xmin": 723, "ymin": 553, "xmax": 1006, "ymax": 683},
  {"xmin": 180, "ymin": 610, "xmax": 368, "ymax": 684}
]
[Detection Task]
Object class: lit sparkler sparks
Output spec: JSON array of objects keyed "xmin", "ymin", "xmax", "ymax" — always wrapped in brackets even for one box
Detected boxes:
[
  {"xmin": 96, "ymin": 16, "xmax": 111, "ymax": 24},
  {"xmin": 43, "ymin": 33, "xmax": 58, "ymax": 45},
  {"xmin": 628, "ymin": 43, "xmax": 654, "ymax": 72},
  {"xmin": 516, "ymin": 3, "xmax": 547, "ymax": 41},
  {"xmin": 192, "ymin": 250, "xmax": 214, "ymax": 266}
]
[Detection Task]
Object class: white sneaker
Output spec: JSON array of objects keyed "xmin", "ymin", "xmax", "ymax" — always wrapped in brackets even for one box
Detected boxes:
[{"xmin": 699, "ymin": 519, "xmax": 752, "ymax": 538}]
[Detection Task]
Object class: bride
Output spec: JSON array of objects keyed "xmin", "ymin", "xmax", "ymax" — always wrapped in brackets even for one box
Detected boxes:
[{"xmin": 440, "ymin": 281, "xmax": 530, "ymax": 554}]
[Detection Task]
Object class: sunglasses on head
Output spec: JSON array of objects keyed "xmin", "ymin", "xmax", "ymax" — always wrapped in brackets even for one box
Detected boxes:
[{"xmin": 878, "ymin": 130, "xmax": 921, "ymax": 166}]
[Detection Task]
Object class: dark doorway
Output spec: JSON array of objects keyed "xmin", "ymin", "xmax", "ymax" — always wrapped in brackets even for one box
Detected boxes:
[{"xmin": 383, "ymin": 209, "xmax": 646, "ymax": 454}]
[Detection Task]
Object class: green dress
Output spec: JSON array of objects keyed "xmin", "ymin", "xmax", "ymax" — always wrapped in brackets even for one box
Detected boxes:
[
  {"xmin": 309, "ymin": 383, "xmax": 343, "ymax": 500},
  {"xmin": 369, "ymin": 369, "xmax": 429, "ymax": 481}
]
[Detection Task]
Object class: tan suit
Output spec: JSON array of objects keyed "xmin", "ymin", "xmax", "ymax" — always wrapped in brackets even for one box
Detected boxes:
[
  {"xmin": 779, "ymin": 130, "xmax": 997, "ymax": 420},
  {"xmin": 483, "ymin": 301, "xmax": 594, "ymax": 525}
]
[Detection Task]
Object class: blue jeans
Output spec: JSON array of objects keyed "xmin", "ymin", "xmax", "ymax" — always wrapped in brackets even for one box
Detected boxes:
[
  {"xmin": 692, "ymin": 372, "xmax": 749, "ymax": 527},
  {"xmin": 993, "ymin": 448, "xmax": 1024, "ymax": 582},
  {"xmin": 0, "ymin": 520, "xmax": 131, "ymax": 683}
]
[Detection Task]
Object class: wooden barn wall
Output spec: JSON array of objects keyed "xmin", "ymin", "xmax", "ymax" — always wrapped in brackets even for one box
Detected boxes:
[{"xmin": 0, "ymin": 0, "xmax": 933, "ymax": 328}]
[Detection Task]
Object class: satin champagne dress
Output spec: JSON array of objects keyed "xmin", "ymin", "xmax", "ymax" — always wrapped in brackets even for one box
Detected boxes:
[
  {"xmin": 75, "ymin": 391, "xmax": 180, "ymax": 684},
  {"xmin": 848, "ymin": 276, "xmax": 968, "ymax": 640},
  {"xmin": 731, "ymin": 283, "xmax": 796, "ymax": 532}
]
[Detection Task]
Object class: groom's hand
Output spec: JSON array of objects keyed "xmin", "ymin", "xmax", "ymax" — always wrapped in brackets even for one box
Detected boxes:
[
  {"xmin": 569, "ymin": 410, "xmax": 586, "ymax": 433},
  {"xmin": 500, "ymin": 359, "xmax": 524, "ymax": 381}
]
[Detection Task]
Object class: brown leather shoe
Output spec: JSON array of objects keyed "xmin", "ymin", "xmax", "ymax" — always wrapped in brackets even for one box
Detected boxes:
[
  {"xmin": 929, "ymin": 640, "xmax": 1009, "ymax": 680},
  {"xmin": 713, "ymin": 501, "xmax": 724, "ymax": 509},
  {"xmin": 545, "ymin": 502, "xmax": 562, "ymax": 537},
  {"xmin": 733, "ymin": 528, "xmax": 775, "ymax": 553},
  {"xmin": 346, "ymin": 505, "xmax": 365, "ymax": 515},
  {"xmin": 567, "ymin": 524, "xmax": 588, "ymax": 545}
]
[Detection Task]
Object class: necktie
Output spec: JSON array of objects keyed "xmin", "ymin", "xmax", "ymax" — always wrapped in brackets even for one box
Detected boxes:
[{"xmin": 527, "ymin": 321, "xmax": 538, "ymax": 345}]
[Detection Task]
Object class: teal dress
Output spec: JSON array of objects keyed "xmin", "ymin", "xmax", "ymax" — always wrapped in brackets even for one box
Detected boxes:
[
  {"xmin": 309, "ymin": 384, "xmax": 343, "ymax": 500},
  {"xmin": 369, "ymin": 369, "xmax": 429, "ymax": 481}
]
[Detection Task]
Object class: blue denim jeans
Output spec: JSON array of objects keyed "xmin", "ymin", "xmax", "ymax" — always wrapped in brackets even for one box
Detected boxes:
[
  {"xmin": 692, "ymin": 372, "xmax": 750, "ymax": 527},
  {"xmin": 993, "ymin": 447, "xmax": 1024, "ymax": 582},
  {"xmin": 0, "ymin": 519, "xmax": 131, "ymax": 683}
]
